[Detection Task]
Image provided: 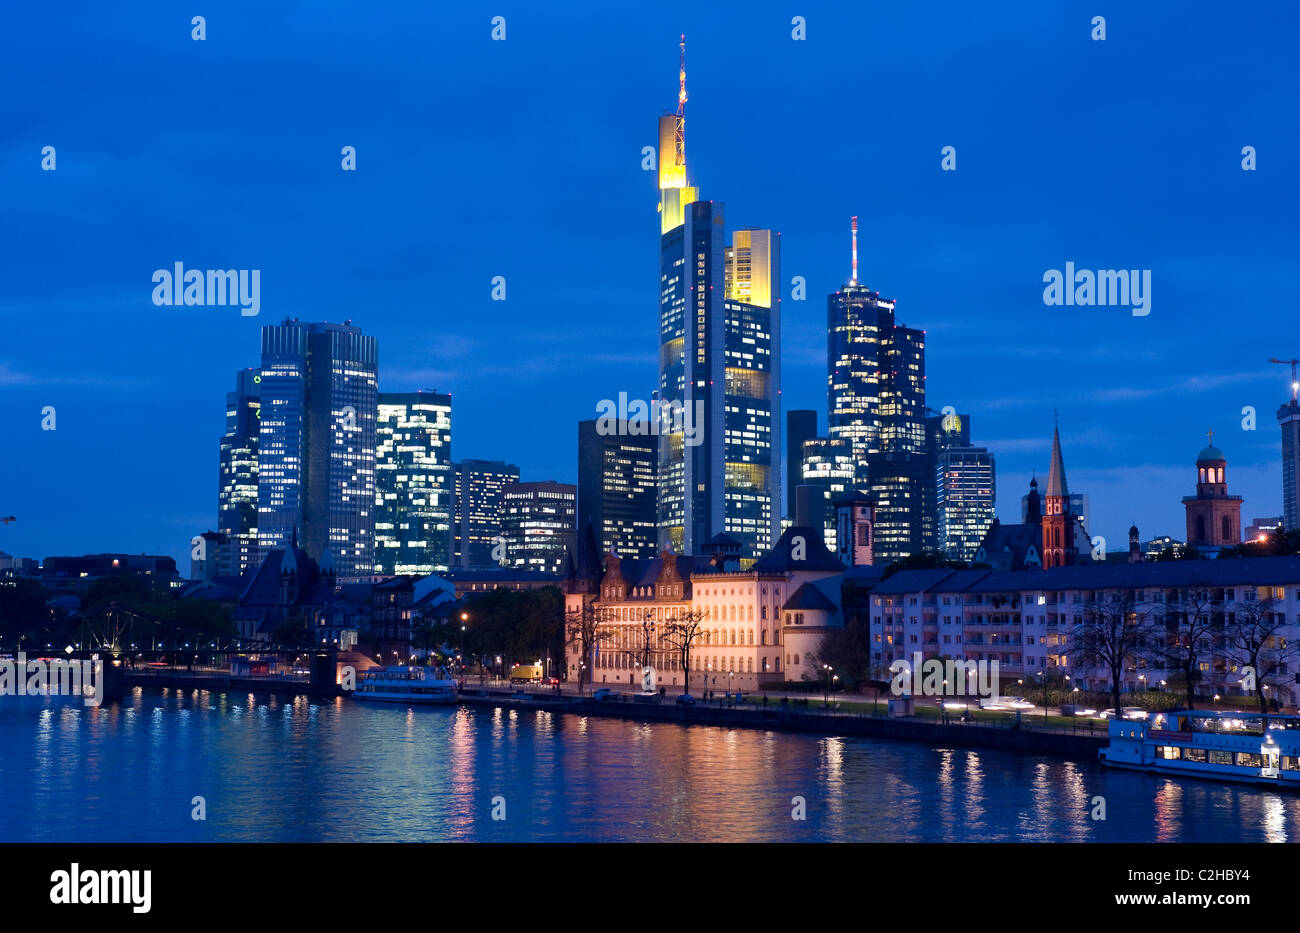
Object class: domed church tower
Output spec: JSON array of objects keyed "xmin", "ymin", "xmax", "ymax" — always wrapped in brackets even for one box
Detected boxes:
[{"xmin": 1182, "ymin": 432, "xmax": 1243, "ymax": 549}]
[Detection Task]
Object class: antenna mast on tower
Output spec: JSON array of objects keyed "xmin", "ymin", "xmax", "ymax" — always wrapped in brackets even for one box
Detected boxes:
[
  {"xmin": 850, "ymin": 216, "xmax": 859, "ymax": 285},
  {"xmin": 674, "ymin": 35, "xmax": 687, "ymax": 170}
]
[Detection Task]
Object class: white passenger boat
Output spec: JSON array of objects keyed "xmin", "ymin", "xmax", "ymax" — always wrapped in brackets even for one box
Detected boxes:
[
  {"xmin": 352, "ymin": 666, "xmax": 458, "ymax": 705},
  {"xmin": 1100, "ymin": 708, "xmax": 1300, "ymax": 788}
]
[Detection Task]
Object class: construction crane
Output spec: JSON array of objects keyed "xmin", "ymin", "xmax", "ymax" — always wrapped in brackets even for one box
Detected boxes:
[{"xmin": 1269, "ymin": 357, "xmax": 1300, "ymax": 404}]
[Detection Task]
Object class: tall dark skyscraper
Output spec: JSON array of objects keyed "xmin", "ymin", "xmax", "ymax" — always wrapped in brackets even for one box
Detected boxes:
[
  {"xmin": 827, "ymin": 218, "xmax": 926, "ymax": 563},
  {"xmin": 256, "ymin": 319, "xmax": 378, "ymax": 579},
  {"xmin": 454, "ymin": 459, "xmax": 520, "ymax": 568},
  {"xmin": 217, "ymin": 367, "xmax": 260, "ymax": 575},
  {"xmin": 577, "ymin": 420, "xmax": 657, "ymax": 560},
  {"xmin": 375, "ymin": 391, "xmax": 453, "ymax": 574},
  {"xmin": 785, "ymin": 409, "xmax": 817, "ymax": 521},
  {"xmin": 1279, "ymin": 382, "xmax": 1300, "ymax": 531},
  {"xmin": 656, "ymin": 40, "xmax": 780, "ymax": 562}
]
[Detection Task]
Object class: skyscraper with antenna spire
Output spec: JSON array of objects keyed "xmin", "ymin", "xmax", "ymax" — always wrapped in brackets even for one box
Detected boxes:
[
  {"xmin": 827, "ymin": 217, "xmax": 927, "ymax": 562},
  {"xmin": 656, "ymin": 37, "xmax": 781, "ymax": 562}
]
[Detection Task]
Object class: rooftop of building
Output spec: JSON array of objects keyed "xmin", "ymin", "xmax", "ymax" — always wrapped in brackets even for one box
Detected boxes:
[
  {"xmin": 445, "ymin": 568, "xmax": 562, "ymax": 582},
  {"xmin": 750, "ymin": 526, "xmax": 843, "ymax": 573},
  {"xmin": 872, "ymin": 554, "xmax": 1300, "ymax": 596}
]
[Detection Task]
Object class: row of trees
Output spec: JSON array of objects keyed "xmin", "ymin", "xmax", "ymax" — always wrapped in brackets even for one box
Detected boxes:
[
  {"xmin": 1072, "ymin": 589, "xmax": 1298, "ymax": 725},
  {"xmin": 0, "ymin": 574, "xmax": 234, "ymax": 652},
  {"xmin": 444, "ymin": 586, "xmax": 567, "ymax": 676}
]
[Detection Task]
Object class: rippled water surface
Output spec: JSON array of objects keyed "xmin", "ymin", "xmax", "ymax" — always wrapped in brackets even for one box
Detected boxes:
[{"xmin": 1, "ymin": 688, "xmax": 1296, "ymax": 842}]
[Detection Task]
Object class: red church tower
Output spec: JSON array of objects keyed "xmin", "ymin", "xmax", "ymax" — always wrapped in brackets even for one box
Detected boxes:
[{"xmin": 1041, "ymin": 420, "xmax": 1078, "ymax": 569}]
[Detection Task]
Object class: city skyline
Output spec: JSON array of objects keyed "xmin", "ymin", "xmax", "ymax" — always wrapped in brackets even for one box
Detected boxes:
[{"xmin": 3, "ymin": 3, "xmax": 1297, "ymax": 571}]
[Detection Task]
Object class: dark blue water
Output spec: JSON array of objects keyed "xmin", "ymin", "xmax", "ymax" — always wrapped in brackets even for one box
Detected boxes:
[{"xmin": 1, "ymin": 687, "xmax": 1295, "ymax": 842}]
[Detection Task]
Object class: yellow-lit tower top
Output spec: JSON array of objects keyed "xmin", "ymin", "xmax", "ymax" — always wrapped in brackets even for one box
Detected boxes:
[{"xmin": 658, "ymin": 34, "xmax": 698, "ymax": 234}]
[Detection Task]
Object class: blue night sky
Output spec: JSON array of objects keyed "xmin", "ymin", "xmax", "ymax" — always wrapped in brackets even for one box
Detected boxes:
[{"xmin": 1, "ymin": 1, "xmax": 1297, "ymax": 569}]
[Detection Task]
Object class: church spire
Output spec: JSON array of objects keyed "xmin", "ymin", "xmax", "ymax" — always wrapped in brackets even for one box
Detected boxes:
[{"xmin": 1045, "ymin": 420, "xmax": 1069, "ymax": 499}]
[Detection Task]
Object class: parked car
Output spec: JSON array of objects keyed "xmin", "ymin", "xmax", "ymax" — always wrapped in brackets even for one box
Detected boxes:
[
  {"xmin": 592, "ymin": 688, "xmax": 615, "ymax": 701},
  {"xmin": 675, "ymin": 694, "xmax": 697, "ymax": 706}
]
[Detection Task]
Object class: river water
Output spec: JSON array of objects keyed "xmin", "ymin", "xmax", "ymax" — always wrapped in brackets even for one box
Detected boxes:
[{"xmin": 1, "ymin": 687, "xmax": 1295, "ymax": 842}]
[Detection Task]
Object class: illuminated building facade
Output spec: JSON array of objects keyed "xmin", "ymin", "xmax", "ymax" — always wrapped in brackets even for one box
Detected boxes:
[
  {"xmin": 563, "ymin": 527, "xmax": 853, "ymax": 692},
  {"xmin": 453, "ymin": 459, "xmax": 519, "ymax": 568},
  {"xmin": 256, "ymin": 319, "xmax": 378, "ymax": 580},
  {"xmin": 935, "ymin": 446, "xmax": 996, "ymax": 562},
  {"xmin": 656, "ymin": 41, "xmax": 781, "ymax": 563},
  {"xmin": 217, "ymin": 367, "xmax": 261, "ymax": 574},
  {"xmin": 375, "ymin": 391, "xmax": 453, "ymax": 574},
  {"xmin": 577, "ymin": 420, "xmax": 657, "ymax": 560},
  {"xmin": 501, "ymin": 481, "xmax": 577, "ymax": 575}
]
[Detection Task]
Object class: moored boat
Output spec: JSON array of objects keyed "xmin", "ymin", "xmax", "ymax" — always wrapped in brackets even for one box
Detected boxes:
[
  {"xmin": 1100, "ymin": 708, "xmax": 1300, "ymax": 788},
  {"xmin": 352, "ymin": 666, "xmax": 458, "ymax": 705}
]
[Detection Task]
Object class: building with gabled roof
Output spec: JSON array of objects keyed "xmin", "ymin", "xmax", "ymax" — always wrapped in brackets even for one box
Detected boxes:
[{"xmin": 563, "ymin": 508, "xmax": 881, "ymax": 692}]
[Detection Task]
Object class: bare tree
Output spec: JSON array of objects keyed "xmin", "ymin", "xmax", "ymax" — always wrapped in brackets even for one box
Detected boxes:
[
  {"xmin": 1224, "ymin": 593, "xmax": 1298, "ymax": 729},
  {"xmin": 564, "ymin": 601, "xmax": 610, "ymax": 697},
  {"xmin": 1160, "ymin": 586, "xmax": 1217, "ymax": 710},
  {"xmin": 1070, "ymin": 590, "xmax": 1160, "ymax": 719},
  {"xmin": 637, "ymin": 609, "xmax": 659, "ymax": 674},
  {"xmin": 661, "ymin": 608, "xmax": 707, "ymax": 697}
]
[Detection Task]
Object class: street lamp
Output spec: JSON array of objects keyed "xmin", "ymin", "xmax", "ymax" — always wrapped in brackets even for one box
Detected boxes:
[{"xmin": 460, "ymin": 612, "xmax": 468, "ymax": 676}]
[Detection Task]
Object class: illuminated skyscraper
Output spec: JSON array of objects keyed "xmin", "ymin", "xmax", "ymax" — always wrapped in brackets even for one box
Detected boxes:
[
  {"xmin": 501, "ymin": 481, "xmax": 577, "ymax": 575},
  {"xmin": 454, "ymin": 459, "xmax": 520, "ymax": 568},
  {"xmin": 256, "ymin": 319, "xmax": 378, "ymax": 579},
  {"xmin": 375, "ymin": 391, "xmax": 453, "ymax": 574},
  {"xmin": 656, "ymin": 39, "xmax": 781, "ymax": 562},
  {"xmin": 217, "ymin": 367, "xmax": 260, "ymax": 574},
  {"xmin": 799, "ymin": 437, "xmax": 853, "ymax": 550},
  {"xmin": 578, "ymin": 420, "xmax": 657, "ymax": 560},
  {"xmin": 827, "ymin": 218, "xmax": 926, "ymax": 562},
  {"xmin": 935, "ymin": 446, "xmax": 996, "ymax": 561}
]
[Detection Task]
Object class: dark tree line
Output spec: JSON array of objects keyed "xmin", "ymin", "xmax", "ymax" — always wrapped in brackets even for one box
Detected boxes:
[
  {"xmin": 0, "ymin": 574, "xmax": 234, "ymax": 652},
  {"xmin": 455, "ymin": 586, "xmax": 565, "ymax": 677}
]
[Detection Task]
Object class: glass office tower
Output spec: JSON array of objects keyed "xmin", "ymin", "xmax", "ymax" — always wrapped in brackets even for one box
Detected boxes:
[
  {"xmin": 936, "ymin": 446, "xmax": 996, "ymax": 561},
  {"xmin": 655, "ymin": 45, "xmax": 781, "ymax": 562},
  {"xmin": 453, "ymin": 459, "xmax": 520, "ymax": 568},
  {"xmin": 578, "ymin": 420, "xmax": 657, "ymax": 560},
  {"xmin": 217, "ymin": 367, "xmax": 261, "ymax": 574},
  {"xmin": 826, "ymin": 238, "xmax": 926, "ymax": 563},
  {"xmin": 375, "ymin": 391, "xmax": 453, "ymax": 574},
  {"xmin": 256, "ymin": 319, "xmax": 378, "ymax": 579},
  {"xmin": 501, "ymin": 481, "xmax": 577, "ymax": 575}
]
